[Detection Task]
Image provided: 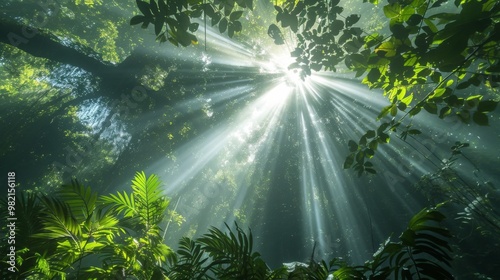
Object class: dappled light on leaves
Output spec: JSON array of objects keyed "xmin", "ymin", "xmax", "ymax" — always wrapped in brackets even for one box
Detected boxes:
[{"xmin": 1, "ymin": 0, "xmax": 500, "ymax": 278}]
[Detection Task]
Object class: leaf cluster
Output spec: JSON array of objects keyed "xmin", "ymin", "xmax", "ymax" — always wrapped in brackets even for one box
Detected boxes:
[
  {"xmin": 333, "ymin": 205, "xmax": 453, "ymax": 279},
  {"xmin": 170, "ymin": 223, "xmax": 277, "ymax": 279},
  {"xmin": 168, "ymin": 205, "xmax": 454, "ymax": 280},
  {"xmin": 344, "ymin": 0, "xmax": 500, "ymax": 172},
  {"xmin": 131, "ymin": 0, "xmax": 252, "ymax": 46},
  {"xmin": 1, "ymin": 173, "xmax": 455, "ymax": 280},
  {"xmin": 0, "ymin": 172, "xmax": 175, "ymax": 279},
  {"xmin": 266, "ymin": 0, "xmax": 499, "ymax": 174},
  {"xmin": 271, "ymin": 0, "xmax": 364, "ymax": 78}
]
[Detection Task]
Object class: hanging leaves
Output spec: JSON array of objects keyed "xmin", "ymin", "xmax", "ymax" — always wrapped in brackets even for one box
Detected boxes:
[{"xmin": 268, "ymin": 24, "xmax": 285, "ymax": 45}]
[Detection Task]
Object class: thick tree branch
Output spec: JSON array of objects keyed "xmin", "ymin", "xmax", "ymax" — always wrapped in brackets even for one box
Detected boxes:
[{"xmin": 0, "ymin": 19, "xmax": 111, "ymax": 77}]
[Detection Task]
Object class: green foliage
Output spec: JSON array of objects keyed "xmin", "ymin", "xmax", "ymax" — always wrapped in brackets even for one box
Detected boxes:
[
  {"xmin": 331, "ymin": 205, "xmax": 453, "ymax": 280},
  {"xmin": 1, "ymin": 172, "xmax": 454, "ymax": 279},
  {"xmin": 170, "ymin": 223, "xmax": 282, "ymax": 279},
  {"xmin": 416, "ymin": 141, "xmax": 500, "ymax": 237},
  {"xmin": 271, "ymin": 0, "xmax": 366, "ymax": 78},
  {"xmin": 0, "ymin": 172, "xmax": 175, "ymax": 279},
  {"xmin": 166, "ymin": 205, "xmax": 453, "ymax": 280},
  {"xmin": 131, "ymin": 0, "xmax": 253, "ymax": 46},
  {"xmin": 265, "ymin": 0, "xmax": 500, "ymax": 175},
  {"xmin": 343, "ymin": 121, "xmax": 397, "ymax": 176}
]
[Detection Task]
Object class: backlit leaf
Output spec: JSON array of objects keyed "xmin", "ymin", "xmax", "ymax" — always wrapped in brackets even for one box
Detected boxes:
[{"xmin": 375, "ymin": 41, "xmax": 396, "ymax": 57}]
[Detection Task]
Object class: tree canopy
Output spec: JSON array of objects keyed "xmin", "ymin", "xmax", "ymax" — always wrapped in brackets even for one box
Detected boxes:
[{"xmin": 1, "ymin": 0, "xmax": 500, "ymax": 278}]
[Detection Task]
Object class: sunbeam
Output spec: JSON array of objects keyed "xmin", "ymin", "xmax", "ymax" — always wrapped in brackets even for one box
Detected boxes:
[{"xmin": 3, "ymin": 0, "xmax": 500, "ymax": 278}]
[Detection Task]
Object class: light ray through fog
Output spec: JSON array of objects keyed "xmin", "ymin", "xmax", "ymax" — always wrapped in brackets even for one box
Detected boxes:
[
  {"xmin": 150, "ymin": 80, "xmax": 293, "ymax": 193},
  {"xmin": 136, "ymin": 50, "xmax": 429, "ymax": 265},
  {"xmin": 107, "ymin": 17, "xmax": 479, "ymax": 267}
]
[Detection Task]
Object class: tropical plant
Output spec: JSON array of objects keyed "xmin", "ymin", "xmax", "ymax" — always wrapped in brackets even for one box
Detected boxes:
[
  {"xmin": 0, "ymin": 172, "xmax": 176, "ymax": 280},
  {"xmin": 0, "ymin": 192, "xmax": 53, "ymax": 279},
  {"xmin": 26, "ymin": 180, "xmax": 122, "ymax": 279},
  {"xmin": 96, "ymin": 171, "xmax": 175, "ymax": 279},
  {"xmin": 332, "ymin": 204, "xmax": 453, "ymax": 279},
  {"xmin": 166, "ymin": 205, "xmax": 454, "ymax": 280},
  {"xmin": 2, "ymin": 171, "xmax": 455, "ymax": 279},
  {"xmin": 169, "ymin": 222, "xmax": 286, "ymax": 279}
]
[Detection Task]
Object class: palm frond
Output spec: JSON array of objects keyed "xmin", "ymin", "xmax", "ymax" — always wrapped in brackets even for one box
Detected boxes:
[
  {"xmin": 197, "ymin": 222, "xmax": 270, "ymax": 279},
  {"xmin": 34, "ymin": 196, "xmax": 82, "ymax": 243},
  {"xmin": 366, "ymin": 205, "xmax": 454, "ymax": 280},
  {"xmin": 101, "ymin": 190, "xmax": 137, "ymax": 218},
  {"xmin": 131, "ymin": 171, "xmax": 170, "ymax": 227},
  {"xmin": 169, "ymin": 237, "xmax": 211, "ymax": 280},
  {"xmin": 58, "ymin": 179, "xmax": 98, "ymax": 223}
]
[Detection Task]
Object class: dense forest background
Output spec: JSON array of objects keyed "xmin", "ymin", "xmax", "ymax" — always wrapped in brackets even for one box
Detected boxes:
[{"xmin": 1, "ymin": 0, "xmax": 500, "ymax": 279}]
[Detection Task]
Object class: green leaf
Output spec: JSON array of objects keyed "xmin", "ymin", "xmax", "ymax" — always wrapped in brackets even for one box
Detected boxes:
[
  {"xmin": 400, "ymin": 229, "xmax": 416, "ymax": 246},
  {"xmin": 130, "ymin": 15, "xmax": 146, "ymax": 25},
  {"xmin": 268, "ymin": 24, "xmax": 284, "ymax": 45},
  {"xmin": 219, "ymin": 17, "xmax": 228, "ymax": 33},
  {"xmin": 58, "ymin": 180, "xmax": 98, "ymax": 222},
  {"xmin": 390, "ymin": 104, "xmax": 398, "ymax": 116},
  {"xmin": 359, "ymin": 135, "xmax": 368, "ymax": 146},
  {"xmin": 378, "ymin": 133, "xmax": 390, "ymax": 144},
  {"xmin": 423, "ymin": 102, "xmax": 437, "ymax": 114},
  {"xmin": 477, "ymin": 100, "xmax": 498, "ymax": 113},
  {"xmin": 233, "ymin": 20, "xmax": 242, "ymax": 32},
  {"xmin": 456, "ymin": 81, "xmax": 471, "ymax": 89},
  {"xmin": 409, "ymin": 208, "xmax": 446, "ymax": 228},
  {"xmin": 365, "ymin": 130, "xmax": 376, "ymax": 139},
  {"xmin": 401, "ymin": 94, "xmax": 413, "ymax": 105},
  {"xmin": 408, "ymin": 129, "xmax": 421, "ymax": 135},
  {"xmin": 375, "ymin": 41, "xmax": 396, "ymax": 57},
  {"xmin": 211, "ymin": 12, "xmax": 221, "ymax": 26},
  {"xmin": 365, "ymin": 168, "xmax": 377, "ymax": 174},
  {"xmin": 472, "ymin": 111, "xmax": 489, "ymax": 126},
  {"xmin": 406, "ymin": 14, "xmax": 422, "ymax": 26},
  {"xmin": 355, "ymin": 151, "xmax": 365, "ymax": 163},
  {"xmin": 150, "ymin": 0, "xmax": 159, "ymax": 16},
  {"xmin": 345, "ymin": 14, "xmax": 360, "ymax": 27},
  {"xmin": 344, "ymin": 154, "xmax": 355, "ymax": 169},
  {"xmin": 141, "ymin": 20, "xmax": 150, "ymax": 29},
  {"xmin": 189, "ymin": 22, "xmax": 200, "ymax": 32},
  {"xmin": 35, "ymin": 197, "xmax": 82, "ymax": 240},
  {"xmin": 377, "ymin": 104, "xmax": 392, "ymax": 120},
  {"xmin": 228, "ymin": 23, "xmax": 235, "ymax": 38},
  {"xmin": 365, "ymin": 148, "xmax": 375, "ymax": 158},
  {"xmin": 230, "ymin": 10, "xmax": 243, "ymax": 21},
  {"xmin": 383, "ymin": 3, "xmax": 401, "ymax": 19},
  {"xmin": 439, "ymin": 106, "xmax": 451, "ymax": 118},
  {"xmin": 348, "ymin": 140, "xmax": 358, "ymax": 152},
  {"xmin": 367, "ymin": 68, "xmax": 381, "ymax": 83},
  {"xmin": 245, "ymin": 0, "xmax": 253, "ymax": 10},
  {"xmin": 291, "ymin": 1, "xmax": 305, "ymax": 16},
  {"xmin": 136, "ymin": 0, "xmax": 152, "ymax": 17},
  {"xmin": 154, "ymin": 19, "xmax": 164, "ymax": 35},
  {"xmin": 377, "ymin": 122, "xmax": 390, "ymax": 134}
]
